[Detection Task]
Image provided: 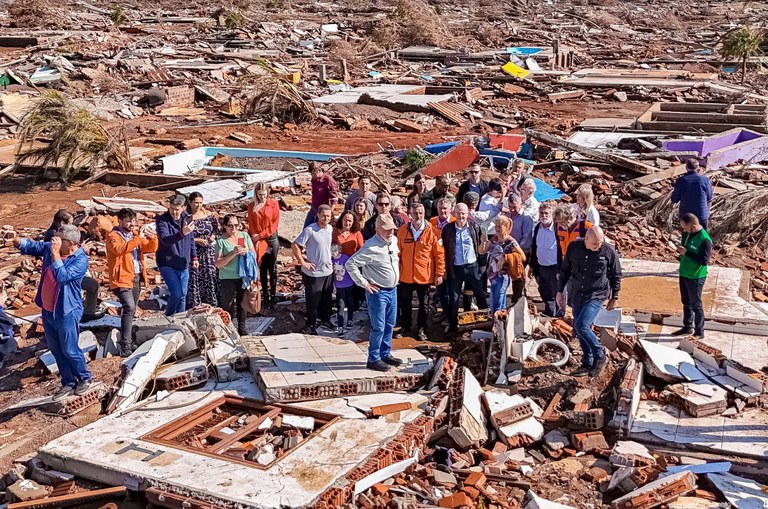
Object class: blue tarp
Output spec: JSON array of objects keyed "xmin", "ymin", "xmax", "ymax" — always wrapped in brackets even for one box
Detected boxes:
[{"xmin": 533, "ymin": 178, "xmax": 565, "ymax": 202}]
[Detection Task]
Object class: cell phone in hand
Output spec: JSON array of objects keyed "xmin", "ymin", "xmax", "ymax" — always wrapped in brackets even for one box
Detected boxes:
[{"xmin": 237, "ymin": 237, "xmax": 246, "ymax": 248}]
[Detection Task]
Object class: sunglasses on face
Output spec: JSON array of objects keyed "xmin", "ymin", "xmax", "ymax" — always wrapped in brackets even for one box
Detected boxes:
[{"xmin": 378, "ymin": 202, "xmax": 391, "ymax": 206}]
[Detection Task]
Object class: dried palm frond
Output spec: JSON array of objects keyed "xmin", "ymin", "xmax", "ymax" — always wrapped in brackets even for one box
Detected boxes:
[
  {"xmin": 16, "ymin": 90, "xmax": 132, "ymax": 181},
  {"xmin": 646, "ymin": 186, "xmax": 768, "ymax": 254},
  {"xmin": 239, "ymin": 59, "xmax": 315, "ymax": 123}
]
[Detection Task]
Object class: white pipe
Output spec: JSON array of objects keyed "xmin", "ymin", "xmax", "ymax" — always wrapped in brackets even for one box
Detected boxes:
[{"xmin": 528, "ymin": 338, "xmax": 570, "ymax": 368}]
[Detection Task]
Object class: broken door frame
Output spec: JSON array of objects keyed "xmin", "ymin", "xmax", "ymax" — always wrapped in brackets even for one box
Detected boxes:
[{"xmin": 142, "ymin": 395, "xmax": 340, "ymax": 469}]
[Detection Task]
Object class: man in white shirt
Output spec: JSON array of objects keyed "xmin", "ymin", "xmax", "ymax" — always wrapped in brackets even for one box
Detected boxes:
[
  {"xmin": 520, "ymin": 178, "xmax": 540, "ymax": 223},
  {"xmin": 529, "ymin": 202, "xmax": 560, "ymax": 317},
  {"xmin": 347, "ymin": 215, "xmax": 402, "ymax": 371},
  {"xmin": 292, "ymin": 205, "xmax": 334, "ymax": 334}
]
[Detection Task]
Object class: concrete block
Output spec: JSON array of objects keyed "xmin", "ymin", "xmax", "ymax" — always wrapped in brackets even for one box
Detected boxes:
[
  {"xmin": 432, "ymin": 470, "xmax": 457, "ymax": 485},
  {"xmin": 448, "ymin": 367, "xmax": 489, "ymax": 449},
  {"xmin": 6, "ymin": 479, "xmax": 50, "ymax": 502},
  {"xmin": 609, "ymin": 441, "xmax": 656, "ymax": 468},
  {"xmin": 484, "ymin": 390, "xmax": 543, "ymax": 446},
  {"xmin": 155, "ymin": 356, "xmax": 209, "ymax": 391},
  {"xmin": 611, "ymin": 471, "xmax": 696, "ymax": 509},
  {"xmin": 666, "ymin": 381, "xmax": 728, "ymax": 417}
]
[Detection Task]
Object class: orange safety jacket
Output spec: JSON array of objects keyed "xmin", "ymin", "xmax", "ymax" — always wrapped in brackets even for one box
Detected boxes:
[
  {"xmin": 397, "ymin": 222, "xmax": 445, "ymax": 285},
  {"xmin": 106, "ymin": 229, "xmax": 159, "ymax": 290},
  {"xmin": 556, "ymin": 219, "xmax": 592, "ymax": 260}
]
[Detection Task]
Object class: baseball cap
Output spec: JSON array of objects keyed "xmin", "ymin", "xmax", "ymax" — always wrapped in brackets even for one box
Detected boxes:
[{"xmin": 376, "ymin": 214, "xmax": 396, "ymax": 230}]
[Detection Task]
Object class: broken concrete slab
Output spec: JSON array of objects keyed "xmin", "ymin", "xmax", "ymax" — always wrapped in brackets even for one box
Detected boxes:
[
  {"xmin": 611, "ymin": 471, "xmax": 696, "ymax": 509},
  {"xmin": 6, "ymin": 479, "xmax": 50, "ymax": 502},
  {"xmin": 665, "ymin": 381, "xmax": 728, "ymax": 417},
  {"xmin": 40, "ymin": 377, "xmax": 428, "ymax": 509},
  {"xmin": 110, "ymin": 330, "xmax": 187, "ymax": 413},
  {"xmin": 707, "ymin": 472, "xmax": 768, "ymax": 509},
  {"xmin": 243, "ymin": 333, "xmax": 432, "ymax": 403},
  {"xmin": 484, "ymin": 391, "xmax": 544, "ymax": 446},
  {"xmin": 609, "ymin": 358, "xmax": 644, "ymax": 435},
  {"xmin": 640, "ymin": 339, "xmax": 697, "ymax": 382},
  {"xmin": 609, "ymin": 441, "xmax": 655, "ymax": 468},
  {"xmin": 448, "ymin": 367, "xmax": 489, "ymax": 449},
  {"xmin": 667, "ymin": 497, "xmax": 723, "ymax": 509}
]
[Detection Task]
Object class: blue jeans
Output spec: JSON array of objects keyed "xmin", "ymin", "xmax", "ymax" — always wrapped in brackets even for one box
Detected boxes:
[
  {"xmin": 42, "ymin": 310, "xmax": 91, "ymax": 388},
  {"xmin": 366, "ymin": 287, "xmax": 397, "ymax": 363},
  {"xmin": 159, "ymin": 266, "xmax": 190, "ymax": 316},
  {"xmin": 490, "ymin": 275, "xmax": 510, "ymax": 314},
  {"xmin": 572, "ymin": 299, "xmax": 605, "ymax": 368}
]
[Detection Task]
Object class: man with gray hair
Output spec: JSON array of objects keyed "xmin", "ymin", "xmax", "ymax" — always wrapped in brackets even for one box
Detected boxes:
[{"xmin": 14, "ymin": 224, "xmax": 93, "ymax": 400}]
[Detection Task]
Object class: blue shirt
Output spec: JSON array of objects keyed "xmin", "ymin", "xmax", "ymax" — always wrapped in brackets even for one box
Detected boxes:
[
  {"xmin": 671, "ymin": 171, "xmax": 713, "ymax": 221},
  {"xmin": 509, "ymin": 212, "xmax": 534, "ymax": 254},
  {"xmin": 535, "ymin": 223, "xmax": 558, "ymax": 267},
  {"xmin": 410, "ymin": 221, "xmax": 426, "ymax": 242},
  {"xmin": 454, "ymin": 225, "xmax": 477, "ymax": 266}
]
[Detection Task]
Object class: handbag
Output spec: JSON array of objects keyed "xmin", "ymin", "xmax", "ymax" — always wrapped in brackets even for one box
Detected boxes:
[{"xmin": 242, "ymin": 280, "xmax": 262, "ymax": 315}]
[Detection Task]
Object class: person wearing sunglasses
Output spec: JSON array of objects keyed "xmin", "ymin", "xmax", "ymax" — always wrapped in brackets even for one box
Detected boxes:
[
  {"xmin": 456, "ymin": 163, "xmax": 489, "ymax": 204},
  {"xmin": 215, "ymin": 215, "xmax": 256, "ymax": 336},
  {"xmin": 361, "ymin": 191, "xmax": 405, "ymax": 240}
]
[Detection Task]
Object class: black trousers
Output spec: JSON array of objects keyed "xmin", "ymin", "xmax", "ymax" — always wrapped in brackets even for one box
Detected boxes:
[
  {"xmin": 680, "ymin": 276, "xmax": 706, "ymax": 334},
  {"xmin": 260, "ymin": 234, "xmax": 279, "ymax": 299},
  {"xmin": 82, "ymin": 276, "xmax": 99, "ymax": 315},
  {"xmin": 303, "ymin": 273, "xmax": 333, "ymax": 327},
  {"xmin": 510, "ymin": 278, "xmax": 525, "ymax": 305},
  {"xmin": 336, "ymin": 285, "xmax": 355, "ymax": 327},
  {"xmin": 399, "ymin": 282, "xmax": 430, "ymax": 331},
  {"xmin": 221, "ymin": 278, "xmax": 247, "ymax": 334},
  {"xmin": 113, "ymin": 276, "xmax": 140, "ymax": 351},
  {"xmin": 536, "ymin": 264, "xmax": 560, "ymax": 317},
  {"xmin": 449, "ymin": 263, "xmax": 488, "ymax": 331}
]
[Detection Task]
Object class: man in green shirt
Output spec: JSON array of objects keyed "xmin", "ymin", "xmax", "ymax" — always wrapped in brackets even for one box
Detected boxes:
[{"xmin": 672, "ymin": 213, "xmax": 712, "ymax": 339}]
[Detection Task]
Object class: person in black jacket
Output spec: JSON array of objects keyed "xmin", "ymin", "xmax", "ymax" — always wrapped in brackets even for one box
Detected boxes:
[
  {"xmin": 442, "ymin": 203, "xmax": 489, "ymax": 334},
  {"xmin": 557, "ymin": 226, "xmax": 621, "ymax": 377},
  {"xmin": 529, "ymin": 202, "xmax": 561, "ymax": 317},
  {"xmin": 362, "ymin": 192, "xmax": 405, "ymax": 240},
  {"xmin": 156, "ymin": 194, "xmax": 199, "ymax": 316},
  {"xmin": 456, "ymin": 164, "xmax": 490, "ymax": 204}
]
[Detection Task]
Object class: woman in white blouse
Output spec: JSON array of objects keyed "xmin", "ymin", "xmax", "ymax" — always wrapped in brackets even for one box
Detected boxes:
[{"xmin": 574, "ymin": 183, "xmax": 600, "ymax": 227}]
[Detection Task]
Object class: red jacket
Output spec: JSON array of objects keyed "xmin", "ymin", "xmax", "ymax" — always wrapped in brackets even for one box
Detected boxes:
[{"xmin": 247, "ymin": 199, "xmax": 280, "ymax": 263}]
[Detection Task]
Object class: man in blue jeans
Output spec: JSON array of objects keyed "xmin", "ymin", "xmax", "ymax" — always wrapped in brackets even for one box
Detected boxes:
[
  {"xmin": 156, "ymin": 194, "xmax": 199, "ymax": 315},
  {"xmin": 346, "ymin": 215, "xmax": 402, "ymax": 372},
  {"xmin": 15, "ymin": 224, "xmax": 93, "ymax": 400},
  {"xmin": 557, "ymin": 226, "xmax": 622, "ymax": 377}
]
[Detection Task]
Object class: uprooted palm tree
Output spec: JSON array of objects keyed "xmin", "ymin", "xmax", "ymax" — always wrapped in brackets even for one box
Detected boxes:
[
  {"xmin": 239, "ymin": 59, "xmax": 316, "ymax": 123},
  {"xmin": 16, "ymin": 90, "xmax": 132, "ymax": 181},
  {"xmin": 719, "ymin": 26, "xmax": 765, "ymax": 84}
]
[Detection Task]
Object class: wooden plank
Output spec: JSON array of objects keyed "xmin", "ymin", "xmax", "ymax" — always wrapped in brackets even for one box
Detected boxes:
[
  {"xmin": 428, "ymin": 102, "xmax": 465, "ymax": 125},
  {"xmin": 622, "ymin": 164, "xmax": 686, "ymax": 187},
  {"xmin": 525, "ymin": 129, "xmax": 659, "ymax": 175},
  {"xmin": 211, "ymin": 408, "xmax": 280, "ymax": 453},
  {"xmin": 8, "ymin": 486, "xmax": 126, "ymax": 509}
]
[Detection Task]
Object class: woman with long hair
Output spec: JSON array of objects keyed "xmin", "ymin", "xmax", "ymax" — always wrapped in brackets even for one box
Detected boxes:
[
  {"xmin": 353, "ymin": 197, "xmax": 370, "ymax": 232},
  {"xmin": 247, "ymin": 183, "xmax": 280, "ymax": 309},
  {"xmin": 186, "ymin": 191, "xmax": 220, "ymax": 308},
  {"xmin": 487, "ymin": 215, "xmax": 526, "ymax": 313},
  {"xmin": 215, "ymin": 214, "xmax": 256, "ymax": 335},
  {"xmin": 333, "ymin": 210, "xmax": 364, "ymax": 321},
  {"xmin": 574, "ymin": 184, "xmax": 600, "ymax": 227}
]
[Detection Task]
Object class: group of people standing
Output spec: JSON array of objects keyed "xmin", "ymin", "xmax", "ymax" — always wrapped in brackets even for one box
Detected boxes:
[{"xmin": 13, "ymin": 153, "xmax": 716, "ymax": 399}]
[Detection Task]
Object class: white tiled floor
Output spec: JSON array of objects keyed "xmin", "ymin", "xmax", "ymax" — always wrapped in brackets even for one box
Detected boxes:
[
  {"xmin": 254, "ymin": 333, "xmax": 432, "ymax": 389},
  {"xmin": 640, "ymin": 324, "xmax": 768, "ymax": 372}
]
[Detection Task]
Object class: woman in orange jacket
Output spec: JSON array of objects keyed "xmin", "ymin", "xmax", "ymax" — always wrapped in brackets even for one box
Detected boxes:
[
  {"xmin": 106, "ymin": 208, "xmax": 159, "ymax": 356},
  {"xmin": 247, "ymin": 183, "xmax": 280, "ymax": 309},
  {"xmin": 396, "ymin": 203, "xmax": 445, "ymax": 341}
]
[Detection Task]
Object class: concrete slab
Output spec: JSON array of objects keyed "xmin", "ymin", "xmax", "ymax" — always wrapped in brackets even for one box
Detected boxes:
[
  {"xmin": 619, "ymin": 258, "xmax": 768, "ymax": 328},
  {"xmin": 707, "ymin": 472, "xmax": 768, "ymax": 509},
  {"xmin": 640, "ymin": 339, "xmax": 696, "ymax": 382},
  {"xmin": 176, "ymin": 179, "xmax": 245, "ymax": 205},
  {"xmin": 245, "ymin": 334, "xmax": 431, "ymax": 402},
  {"xmin": 39, "ymin": 377, "xmax": 423, "ymax": 509}
]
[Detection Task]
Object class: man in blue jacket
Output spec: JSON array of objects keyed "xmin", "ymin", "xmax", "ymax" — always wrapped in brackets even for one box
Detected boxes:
[
  {"xmin": 15, "ymin": 224, "xmax": 92, "ymax": 400},
  {"xmin": 671, "ymin": 159, "xmax": 713, "ymax": 230},
  {"xmin": 156, "ymin": 194, "xmax": 199, "ymax": 316}
]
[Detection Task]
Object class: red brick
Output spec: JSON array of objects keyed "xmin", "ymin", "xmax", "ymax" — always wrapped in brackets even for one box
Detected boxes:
[
  {"xmin": 461, "ymin": 486, "xmax": 481, "ymax": 500},
  {"xmin": 371, "ymin": 483, "xmax": 389, "ymax": 496},
  {"xmin": 439, "ymin": 492, "xmax": 472, "ymax": 508},
  {"xmin": 476, "ymin": 448, "xmax": 495, "ymax": 462},
  {"xmin": 464, "ymin": 472, "xmax": 487, "ymax": 489}
]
